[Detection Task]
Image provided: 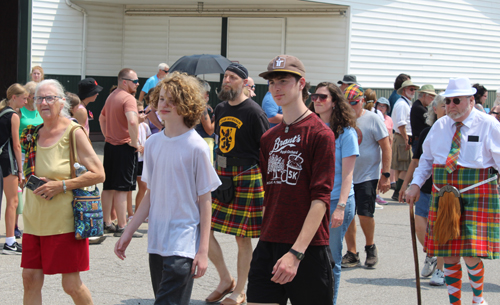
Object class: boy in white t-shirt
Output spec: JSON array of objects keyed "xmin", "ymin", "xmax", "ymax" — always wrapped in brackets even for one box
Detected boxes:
[{"xmin": 115, "ymin": 72, "xmax": 221, "ymax": 305}]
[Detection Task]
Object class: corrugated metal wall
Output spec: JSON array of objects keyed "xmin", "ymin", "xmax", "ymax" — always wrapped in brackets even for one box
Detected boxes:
[
  {"xmin": 32, "ymin": 0, "xmax": 83, "ymax": 75},
  {"xmin": 318, "ymin": 0, "xmax": 500, "ymax": 90}
]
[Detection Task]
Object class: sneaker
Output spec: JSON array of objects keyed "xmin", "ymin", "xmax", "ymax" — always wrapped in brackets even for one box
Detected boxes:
[
  {"xmin": 113, "ymin": 227, "xmax": 143, "ymax": 238},
  {"xmin": 364, "ymin": 244, "xmax": 378, "ymax": 268},
  {"xmin": 375, "ymin": 202, "xmax": 384, "ymax": 210},
  {"xmin": 376, "ymin": 195, "xmax": 388, "ymax": 205},
  {"xmin": 104, "ymin": 223, "xmax": 117, "ymax": 234},
  {"xmin": 429, "ymin": 269, "xmax": 445, "ymax": 286},
  {"xmin": 421, "ymin": 256, "xmax": 438, "ymax": 277},
  {"xmin": 14, "ymin": 227, "xmax": 23, "ymax": 239},
  {"xmin": 391, "ymin": 191, "xmax": 400, "ymax": 202},
  {"xmin": 3, "ymin": 242, "xmax": 22, "ymax": 255},
  {"xmin": 88, "ymin": 236, "xmax": 107, "ymax": 245},
  {"xmin": 341, "ymin": 251, "xmax": 360, "ymax": 268}
]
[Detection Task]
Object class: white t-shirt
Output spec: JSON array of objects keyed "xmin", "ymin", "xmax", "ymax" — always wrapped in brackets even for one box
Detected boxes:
[
  {"xmin": 138, "ymin": 122, "xmax": 151, "ymax": 162},
  {"xmin": 142, "ymin": 129, "xmax": 221, "ymax": 258}
]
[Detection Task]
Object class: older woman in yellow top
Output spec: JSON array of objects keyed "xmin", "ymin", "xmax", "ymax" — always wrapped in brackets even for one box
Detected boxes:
[{"xmin": 21, "ymin": 79, "xmax": 105, "ymax": 305}]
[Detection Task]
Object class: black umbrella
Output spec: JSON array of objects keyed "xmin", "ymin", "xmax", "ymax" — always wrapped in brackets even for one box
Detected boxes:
[{"xmin": 169, "ymin": 54, "xmax": 232, "ymax": 76}]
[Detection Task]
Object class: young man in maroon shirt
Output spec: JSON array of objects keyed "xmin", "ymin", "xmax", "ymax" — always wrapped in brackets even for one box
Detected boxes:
[{"xmin": 246, "ymin": 55, "xmax": 336, "ymax": 305}]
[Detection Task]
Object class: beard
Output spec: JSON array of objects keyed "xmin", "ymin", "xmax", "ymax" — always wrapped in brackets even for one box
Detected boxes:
[
  {"xmin": 218, "ymin": 85, "xmax": 242, "ymax": 102},
  {"xmin": 447, "ymin": 102, "xmax": 472, "ymax": 120}
]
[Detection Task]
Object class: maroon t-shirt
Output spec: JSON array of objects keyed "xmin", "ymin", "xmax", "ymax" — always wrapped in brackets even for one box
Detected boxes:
[{"xmin": 259, "ymin": 113, "xmax": 335, "ymax": 246}]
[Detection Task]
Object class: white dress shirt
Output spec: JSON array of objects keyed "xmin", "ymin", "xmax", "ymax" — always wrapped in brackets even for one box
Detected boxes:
[
  {"xmin": 392, "ymin": 96, "xmax": 412, "ymax": 136},
  {"xmin": 412, "ymin": 108, "xmax": 500, "ymax": 188}
]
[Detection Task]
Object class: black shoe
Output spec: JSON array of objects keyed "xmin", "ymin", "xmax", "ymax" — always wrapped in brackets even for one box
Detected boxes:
[
  {"xmin": 341, "ymin": 251, "xmax": 360, "ymax": 268},
  {"xmin": 14, "ymin": 227, "xmax": 22, "ymax": 239},
  {"xmin": 104, "ymin": 223, "xmax": 117, "ymax": 234},
  {"xmin": 113, "ymin": 227, "xmax": 143, "ymax": 238},
  {"xmin": 391, "ymin": 191, "xmax": 400, "ymax": 201},
  {"xmin": 365, "ymin": 244, "xmax": 378, "ymax": 268},
  {"xmin": 3, "ymin": 242, "xmax": 22, "ymax": 255}
]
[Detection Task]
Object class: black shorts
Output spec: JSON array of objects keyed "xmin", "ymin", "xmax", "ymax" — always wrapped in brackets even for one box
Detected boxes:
[
  {"xmin": 0, "ymin": 157, "xmax": 17, "ymax": 178},
  {"xmin": 247, "ymin": 241, "xmax": 334, "ymax": 305},
  {"xmin": 137, "ymin": 161, "xmax": 143, "ymax": 177},
  {"xmin": 354, "ymin": 179, "xmax": 378, "ymax": 217},
  {"xmin": 103, "ymin": 142, "xmax": 137, "ymax": 191}
]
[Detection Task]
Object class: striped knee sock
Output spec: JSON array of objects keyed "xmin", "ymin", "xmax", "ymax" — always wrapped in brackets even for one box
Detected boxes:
[
  {"xmin": 444, "ymin": 262, "xmax": 462, "ymax": 305},
  {"xmin": 466, "ymin": 261, "xmax": 485, "ymax": 304}
]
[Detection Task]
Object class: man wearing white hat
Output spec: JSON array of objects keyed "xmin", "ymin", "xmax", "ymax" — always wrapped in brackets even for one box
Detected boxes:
[
  {"xmin": 391, "ymin": 80, "xmax": 420, "ymax": 201},
  {"xmin": 406, "ymin": 77, "xmax": 500, "ymax": 305}
]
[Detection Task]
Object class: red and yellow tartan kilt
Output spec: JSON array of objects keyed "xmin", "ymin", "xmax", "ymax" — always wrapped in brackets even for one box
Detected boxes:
[
  {"xmin": 425, "ymin": 164, "xmax": 500, "ymax": 259},
  {"xmin": 211, "ymin": 164, "xmax": 264, "ymax": 238}
]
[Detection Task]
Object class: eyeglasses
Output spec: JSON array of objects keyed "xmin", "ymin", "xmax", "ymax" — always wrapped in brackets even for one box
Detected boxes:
[
  {"xmin": 349, "ymin": 99, "xmax": 361, "ymax": 105},
  {"xmin": 122, "ymin": 78, "xmax": 139, "ymax": 84},
  {"xmin": 138, "ymin": 110, "xmax": 145, "ymax": 114},
  {"xmin": 34, "ymin": 95, "xmax": 60, "ymax": 104},
  {"xmin": 246, "ymin": 84, "xmax": 255, "ymax": 90},
  {"xmin": 445, "ymin": 96, "xmax": 469, "ymax": 105},
  {"xmin": 408, "ymin": 88, "xmax": 417, "ymax": 92},
  {"xmin": 163, "ymin": 70, "xmax": 169, "ymax": 73},
  {"xmin": 311, "ymin": 94, "xmax": 328, "ymax": 102}
]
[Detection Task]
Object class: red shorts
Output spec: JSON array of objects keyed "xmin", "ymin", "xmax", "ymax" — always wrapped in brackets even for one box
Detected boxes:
[{"xmin": 21, "ymin": 232, "xmax": 89, "ymax": 275}]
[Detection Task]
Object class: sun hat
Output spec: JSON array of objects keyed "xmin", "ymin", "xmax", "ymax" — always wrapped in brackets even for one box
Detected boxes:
[
  {"xmin": 77, "ymin": 78, "xmax": 103, "ymax": 100},
  {"xmin": 259, "ymin": 55, "xmax": 305, "ymax": 79},
  {"xmin": 337, "ymin": 74, "xmax": 358, "ymax": 85},
  {"xmin": 397, "ymin": 80, "xmax": 420, "ymax": 95},
  {"xmin": 440, "ymin": 77, "xmax": 477, "ymax": 97},
  {"xmin": 418, "ymin": 84, "xmax": 437, "ymax": 96},
  {"xmin": 344, "ymin": 84, "xmax": 364, "ymax": 100},
  {"xmin": 376, "ymin": 96, "xmax": 391, "ymax": 112}
]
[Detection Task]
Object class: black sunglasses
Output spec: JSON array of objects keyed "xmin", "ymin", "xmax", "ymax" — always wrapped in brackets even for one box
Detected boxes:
[
  {"xmin": 163, "ymin": 70, "xmax": 169, "ymax": 73},
  {"xmin": 445, "ymin": 96, "xmax": 468, "ymax": 105},
  {"xmin": 122, "ymin": 78, "xmax": 139, "ymax": 84},
  {"xmin": 311, "ymin": 94, "xmax": 328, "ymax": 102}
]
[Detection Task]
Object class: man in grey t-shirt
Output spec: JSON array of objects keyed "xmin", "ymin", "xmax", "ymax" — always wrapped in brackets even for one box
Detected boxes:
[{"xmin": 342, "ymin": 84, "xmax": 392, "ymax": 269}]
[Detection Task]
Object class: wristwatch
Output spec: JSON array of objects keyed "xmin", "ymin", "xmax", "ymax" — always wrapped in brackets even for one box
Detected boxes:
[
  {"xmin": 382, "ymin": 172, "xmax": 390, "ymax": 178},
  {"xmin": 289, "ymin": 248, "xmax": 305, "ymax": 261},
  {"xmin": 337, "ymin": 202, "xmax": 346, "ymax": 209}
]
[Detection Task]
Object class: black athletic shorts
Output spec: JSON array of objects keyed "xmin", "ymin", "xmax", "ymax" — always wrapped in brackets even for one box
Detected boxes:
[
  {"xmin": 0, "ymin": 157, "xmax": 17, "ymax": 178},
  {"xmin": 247, "ymin": 241, "xmax": 334, "ymax": 305},
  {"xmin": 354, "ymin": 179, "xmax": 378, "ymax": 217},
  {"xmin": 137, "ymin": 161, "xmax": 143, "ymax": 177},
  {"xmin": 103, "ymin": 142, "xmax": 137, "ymax": 191}
]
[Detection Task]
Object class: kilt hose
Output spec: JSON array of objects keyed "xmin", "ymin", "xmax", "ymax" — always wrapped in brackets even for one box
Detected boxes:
[
  {"xmin": 425, "ymin": 164, "xmax": 500, "ymax": 259},
  {"xmin": 211, "ymin": 164, "xmax": 264, "ymax": 238}
]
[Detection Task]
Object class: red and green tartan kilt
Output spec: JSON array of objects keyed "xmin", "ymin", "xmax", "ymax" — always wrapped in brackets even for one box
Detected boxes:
[
  {"xmin": 425, "ymin": 164, "xmax": 500, "ymax": 259},
  {"xmin": 211, "ymin": 164, "xmax": 264, "ymax": 238}
]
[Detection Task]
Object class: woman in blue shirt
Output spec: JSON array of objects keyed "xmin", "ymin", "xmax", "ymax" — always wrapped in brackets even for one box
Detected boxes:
[{"xmin": 309, "ymin": 82, "xmax": 359, "ymax": 304}]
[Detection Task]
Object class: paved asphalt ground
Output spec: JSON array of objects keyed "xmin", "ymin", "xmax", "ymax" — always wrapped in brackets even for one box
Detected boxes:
[{"xmin": 2, "ymin": 142, "xmax": 500, "ymax": 305}]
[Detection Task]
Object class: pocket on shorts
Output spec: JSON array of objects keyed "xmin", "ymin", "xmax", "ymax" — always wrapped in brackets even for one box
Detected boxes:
[{"xmin": 397, "ymin": 144, "xmax": 410, "ymax": 162}]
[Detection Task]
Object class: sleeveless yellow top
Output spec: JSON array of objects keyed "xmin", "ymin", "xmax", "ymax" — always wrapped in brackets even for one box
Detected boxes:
[{"xmin": 23, "ymin": 122, "xmax": 78, "ymax": 236}]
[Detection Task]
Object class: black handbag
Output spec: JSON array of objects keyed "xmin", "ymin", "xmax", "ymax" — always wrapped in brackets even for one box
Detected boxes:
[{"xmin": 214, "ymin": 176, "xmax": 234, "ymax": 204}]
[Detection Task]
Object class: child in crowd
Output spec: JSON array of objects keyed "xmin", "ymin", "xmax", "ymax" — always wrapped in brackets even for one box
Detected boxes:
[
  {"xmin": 135, "ymin": 100, "xmax": 151, "ymax": 215},
  {"xmin": 114, "ymin": 72, "xmax": 221, "ymax": 305}
]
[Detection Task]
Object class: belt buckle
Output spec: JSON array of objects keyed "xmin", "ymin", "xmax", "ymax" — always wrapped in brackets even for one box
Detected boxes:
[
  {"xmin": 217, "ymin": 155, "xmax": 227, "ymax": 168},
  {"xmin": 438, "ymin": 185, "xmax": 460, "ymax": 198}
]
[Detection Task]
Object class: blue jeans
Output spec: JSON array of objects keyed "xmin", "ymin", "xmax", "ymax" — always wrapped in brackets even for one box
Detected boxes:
[{"xmin": 329, "ymin": 195, "xmax": 356, "ymax": 305}]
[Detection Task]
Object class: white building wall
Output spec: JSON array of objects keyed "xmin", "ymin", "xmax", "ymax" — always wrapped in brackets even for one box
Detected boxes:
[
  {"xmin": 32, "ymin": 0, "xmax": 83, "ymax": 75},
  {"xmin": 79, "ymin": 2, "xmax": 124, "ymax": 77},
  {"xmin": 317, "ymin": 0, "xmax": 500, "ymax": 89}
]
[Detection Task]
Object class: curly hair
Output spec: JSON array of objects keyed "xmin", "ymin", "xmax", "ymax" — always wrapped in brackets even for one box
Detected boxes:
[
  {"xmin": 150, "ymin": 72, "xmax": 206, "ymax": 129},
  {"xmin": 308, "ymin": 82, "xmax": 356, "ymax": 138}
]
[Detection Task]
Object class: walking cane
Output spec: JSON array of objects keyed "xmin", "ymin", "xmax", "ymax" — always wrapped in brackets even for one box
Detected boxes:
[{"xmin": 409, "ymin": 203, "xmax": 422, "ymax": 305}]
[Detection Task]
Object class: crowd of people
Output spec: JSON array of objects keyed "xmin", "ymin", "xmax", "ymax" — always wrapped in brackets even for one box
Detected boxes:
[{"xmin": 1, "ymin": 57, "xmax": 499, "ymax": 305}]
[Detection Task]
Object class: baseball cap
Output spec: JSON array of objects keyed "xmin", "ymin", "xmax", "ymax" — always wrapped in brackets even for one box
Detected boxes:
[{"xmin": 259, "ymin": 55, "xmax": 305, "ymax": 79}]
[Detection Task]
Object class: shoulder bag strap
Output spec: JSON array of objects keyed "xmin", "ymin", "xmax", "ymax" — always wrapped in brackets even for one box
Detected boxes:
[{"xmin": 68, "ymin": 125, "xmax": 91, "ymax": 179}]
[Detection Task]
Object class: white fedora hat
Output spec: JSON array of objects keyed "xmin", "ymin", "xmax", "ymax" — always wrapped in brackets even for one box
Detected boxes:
[{"xmin": 440, "ymin": 77, "xmax": 477, "ymax": 97}]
